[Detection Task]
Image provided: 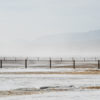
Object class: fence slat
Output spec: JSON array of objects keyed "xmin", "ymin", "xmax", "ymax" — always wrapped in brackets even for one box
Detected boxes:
[
  {"xmin": 0, "ymin": 60, "xmax": 2, "ymax": 68},
  {"xmin": 25, "ymin": 59, "xmax": 27, "ymax": 68},
  {"xmin": 73, "ymin": 60, "xmax": 75, "ymax": 69},
  {"xmin": 98, "ymin": 60, "xmax": 100, "ymax": 69},
  {"xmin": 50, "ymin": 58, "xmax": 52, "ymax": 69}
]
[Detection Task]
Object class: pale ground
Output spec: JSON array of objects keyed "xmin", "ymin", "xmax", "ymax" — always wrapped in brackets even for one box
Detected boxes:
[{"xmin": 0, "ymin": 68, "xmax": 100, "ymax": 100}]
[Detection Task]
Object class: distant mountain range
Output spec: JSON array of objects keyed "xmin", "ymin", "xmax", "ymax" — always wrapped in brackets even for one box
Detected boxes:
[
  {"xmin": 12, "ymin": 30, "xmax": 100, "ymax": 57},
  {"xmin": 33, "ymin": 30, "xmax": 100, "ymax": 46},
  {"xmin": 28, "ymin": 30, "xmax": 100, "ymax": 56}
]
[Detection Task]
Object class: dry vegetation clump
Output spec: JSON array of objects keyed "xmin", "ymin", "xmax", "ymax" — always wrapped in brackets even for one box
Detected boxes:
[
  {"xmin": 82, "ymin": 86, "xmax": 100, "ymax": 89},
  {"xmin": 0, "ymin": 90, "xmax": 41, "ymax": 96},
  {"xmin": 0, "ymin": 70, "xmax": 100, "ymax": 74},
  {"xmin": 0, "ymin": 87, "xmax": 67, "ymax": 96}
]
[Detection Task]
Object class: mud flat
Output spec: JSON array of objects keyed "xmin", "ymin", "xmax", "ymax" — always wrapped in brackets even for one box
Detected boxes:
[{"xmin": 0, "ymin": 68, "xmax": 100, "ymax": 100}]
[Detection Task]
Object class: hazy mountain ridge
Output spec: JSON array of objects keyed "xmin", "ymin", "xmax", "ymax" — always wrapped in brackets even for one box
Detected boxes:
[
  {"xmin": 5, "ymin": 30, "xmax": 99, "ymax": 57},
  {"xmin": 32, "ymin": 30, "xmax": 100, "ymax": 45}
]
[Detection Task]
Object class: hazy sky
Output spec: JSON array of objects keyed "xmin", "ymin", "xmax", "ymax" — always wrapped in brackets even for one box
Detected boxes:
[{"xmin": 0, "ymin": 0, "xmax": 100, "ymax": 57}]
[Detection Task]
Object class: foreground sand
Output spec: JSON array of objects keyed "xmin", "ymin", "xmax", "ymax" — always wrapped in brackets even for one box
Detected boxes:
[{"xmin": 0, "ymin": 68, "xmax": 100, "ymax": 100}]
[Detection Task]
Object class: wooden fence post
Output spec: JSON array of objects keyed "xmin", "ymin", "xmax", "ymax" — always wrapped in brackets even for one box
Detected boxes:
[
  {"xmin": 98, "ymin": 60, "xmax": 100, "ymax": 69},
  {"xmin": 73, "ymin": 60, "xmax": 75, "ymax": 69},
  {"xmin": 50, "ymin": 58, "xmax": 52, "ymax": 69},
  {"xmin": 0, "ymin": 60, "xmax": 2, "ymax": 68},
  {"xmin": 25, "ymin": 59, "xmax": 27, "ymax": 68},
  {"xmin": 61, "ymin": 58, "xmax": 62, "ymax": 62}
]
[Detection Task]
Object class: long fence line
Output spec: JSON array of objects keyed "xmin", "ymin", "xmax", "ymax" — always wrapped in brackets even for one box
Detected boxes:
[{"xmin": 0, "ymin": 57, "xmax": 100, "ymax": 69}]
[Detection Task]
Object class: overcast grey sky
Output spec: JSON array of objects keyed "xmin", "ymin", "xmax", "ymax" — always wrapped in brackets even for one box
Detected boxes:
[{"xmin": 0, "ymin": 0, "xmax": 100, "ymax": 57}]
